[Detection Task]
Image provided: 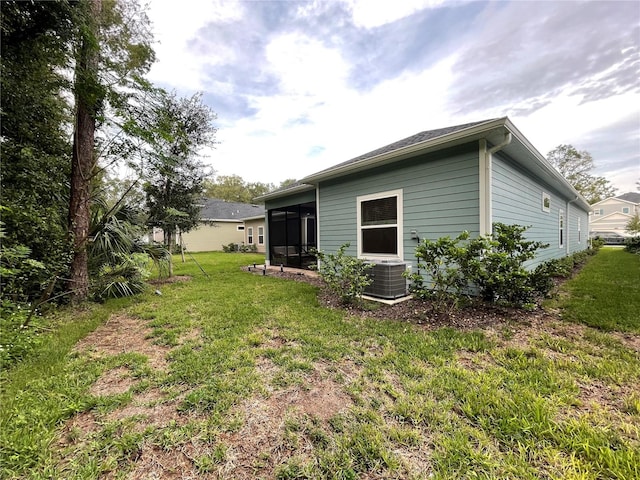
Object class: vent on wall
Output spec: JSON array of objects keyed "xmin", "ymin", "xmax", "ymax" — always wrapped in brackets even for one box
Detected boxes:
[{"xmin": 364, "ymin": 262, "xmax": 408, "ymax": 299}]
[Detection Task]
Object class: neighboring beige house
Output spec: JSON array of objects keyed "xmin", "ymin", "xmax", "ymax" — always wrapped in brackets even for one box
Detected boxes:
[
  {"xmin": 154, "ymin": 199, "xmax": 265, "ymax": 252},
  {"xmin": 242, "ymin": 215, "xmax": 266, "ymax": 253},
  {"xmin": 590, "ymin": 192, "xmax": 640, "ymax": 238}
]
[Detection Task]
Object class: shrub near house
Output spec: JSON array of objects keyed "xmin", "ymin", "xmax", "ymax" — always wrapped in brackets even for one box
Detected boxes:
[{"xmin": 407, "ymin": 224, "xmax": 550, "ymax": 309}]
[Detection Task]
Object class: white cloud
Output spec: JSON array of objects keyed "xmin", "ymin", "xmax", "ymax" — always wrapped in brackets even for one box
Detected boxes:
[
  {"xmin": 146, "ymin": 0, "xmax": 242, "ymax": 91},
  {"xmin": 210, "ymin": 53, "xmax": 458, "ymax": 183},
  {"xmin": 345, "ymin": 0, "xmax": 447, "ymax": 29},
  {"xmin": 265, "ymin": 33, "xmax": 349, "ymax": 97}
]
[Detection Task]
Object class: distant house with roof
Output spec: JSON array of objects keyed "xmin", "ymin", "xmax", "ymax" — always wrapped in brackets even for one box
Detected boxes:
[
  {"xmin": 590, "ymin": 192, "xmax": 640, "ymax": 237},
  {"xmin": 154, "ymin": 199, "xmax": 265, "ymax": 252},
  {"xmin": 257, "ymin": 117, "xmax": 591, "ymax": 299}
]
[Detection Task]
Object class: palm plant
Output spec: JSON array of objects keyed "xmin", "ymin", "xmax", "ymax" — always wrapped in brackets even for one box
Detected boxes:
[{"xmin": 88, "ymin": 196, "xmax": 168, "ymax": 300}]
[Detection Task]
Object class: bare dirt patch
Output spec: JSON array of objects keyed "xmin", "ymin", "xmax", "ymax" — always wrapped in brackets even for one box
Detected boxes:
[
  {"xmin": 126, "ymin": 444, "xmax": 199, "ymax": 480},
  {"xmin": 57, "ymin": 411, "xmax": 100, "ymax": 448},
  {"xmin": 89, "ymin": 366, "xmax": 137, "ymax": 396},
  {"xmin": 74, "ymin": 314, "xmax": 170, "ymax": 372},
  {"xmin": 105, "ymin": 389, "xmax": 188, "ymax": 429},
  {"xmin": 612, "ymin": 332, "xmax": 640, "ymax": 353},
  {"xmin": 214, "ymin": 359, "xmax": 354, "ymax": 479}
]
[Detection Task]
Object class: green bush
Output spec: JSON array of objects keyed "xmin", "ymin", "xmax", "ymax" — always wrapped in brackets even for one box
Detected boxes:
[
  {"xmin": 91, "ymin": 253, "xmax": 151, "ymax": 302},
  {"xmin": 0, "ymin": 228, "xmax": 47, "ymax": 305},
  {"xmin": 590, "ymin": 237, "xmax": 605, "ymax": 251},
  {"xmin": 459, "ymin": 224, "xmax": 549, "ymax": 307},
  {"xmin": 311, "ymin": 243, "xmax": 373, "ymax": 305},
  {"xmin": 408, "ymin": 224, "xmax": 552, "ymax": 309},
  {"xmin": 624, "ymin": 236, "xmax": 640, "ymax": 254},
  {"xmin": 406, "ymin": 232, "xmax": 470, "ymax": 311},
  {"xmin": 222, "ymin": 242, "xmax": 258, "ymax": 253}
]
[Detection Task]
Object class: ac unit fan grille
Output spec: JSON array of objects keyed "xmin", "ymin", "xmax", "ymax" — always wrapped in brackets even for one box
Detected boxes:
[{"xmin": 364, "ymin": 262, "xmax": 407, "ymax": 299}]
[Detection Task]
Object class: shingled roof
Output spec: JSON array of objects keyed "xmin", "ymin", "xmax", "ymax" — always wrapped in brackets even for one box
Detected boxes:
[
  {"xmin": 199, "ymin": 199, "xmax": 264, "ymax": 221},
  {"xmin": 309, "ymin": 119, "xmax": 499, "ymax": 176},
  {"xmin": 616, "ymin": 192, "xmax": 640, "ymax": 204}
]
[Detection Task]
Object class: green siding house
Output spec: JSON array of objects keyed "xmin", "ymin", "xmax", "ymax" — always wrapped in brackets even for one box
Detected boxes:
[{"xmin": 258, "ymin": 117, "xmax": 591, "ymax": 297}]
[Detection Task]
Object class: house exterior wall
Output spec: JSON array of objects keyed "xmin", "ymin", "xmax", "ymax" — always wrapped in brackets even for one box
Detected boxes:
[
  {"xmin": 591, "ymin": 197, "xmax": 639, "ymax": 217},
  {"xmin": 243, "ymin": 218, "xmax": 266, "ymax": 253},
  {"xmin": 590, "ymin": 197, "xmax": 638, "ymax": 233},
  {"xmin": 568, "ymin": 202, "xmax": 589, "ymax": 254},
  {"xmin": 492, "ymin": 152, "xmax": 589, "ymax": 266},
  {"xmin": 180, "ymin": 222, "xmax": 244, "ymax": 252},
  {"xmin": 590, "ymin": 212, "xmax": 634, "ymax": 234},
  {"xmin": 318, "ymin": 143, "xmax": 481, "ymax": 271}
]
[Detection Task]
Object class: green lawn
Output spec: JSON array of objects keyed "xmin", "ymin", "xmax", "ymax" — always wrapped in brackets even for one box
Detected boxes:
[
  {"xmin": 1, "ymin": 250, "xmax": 638, "ymax": 479},
  {"xmin": 553, "ymin": 247, "xmax": 640, "ymax": 333}
]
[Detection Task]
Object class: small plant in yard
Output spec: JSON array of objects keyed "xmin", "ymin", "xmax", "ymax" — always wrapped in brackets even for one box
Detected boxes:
[
  {"xmin": 91, "ymin": 253, "xmax": 152, "ymax": 302},
  {"xmin": 221, "ymin": 242, "xmax": 257, "ymax": 253},
  {"xmin": 311, "ymin": 243, "xmax": 373, "ymax": 305}
]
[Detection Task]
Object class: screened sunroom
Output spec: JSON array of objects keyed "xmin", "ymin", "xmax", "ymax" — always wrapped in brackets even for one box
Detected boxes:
[{"xmin": 267, "ymin": 201, "xmax": 317, "ymax": 269}]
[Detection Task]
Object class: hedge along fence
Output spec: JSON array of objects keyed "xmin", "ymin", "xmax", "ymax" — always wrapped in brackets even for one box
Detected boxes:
[{"xmin": 406, "ymin": 223, "xmax": 600, "ymax": 311}]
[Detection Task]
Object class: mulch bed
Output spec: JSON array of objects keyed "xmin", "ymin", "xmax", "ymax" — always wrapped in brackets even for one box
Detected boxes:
[{"xmin": 247, "ymin": 267, "xmax": 552, "ymax": 331}]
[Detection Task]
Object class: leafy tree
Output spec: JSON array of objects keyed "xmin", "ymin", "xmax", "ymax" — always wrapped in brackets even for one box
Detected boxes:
[
  {"xmin": 626, "ymin": 213, "xmax": 640, "ymax": 235},
  {"xmin": 1, "ymin": 1, "xmax": 76, "ymax": 303},
  {"xmin": 279, "ymin": 178, "xmax": 298, "ymax": 189},
  {"xmin": 203, "ymin": 175, "xmax": 274, "ymax": 203},
  {"xmin": 67, "ymin": 0, "xmax": 155, "ymax": 301},
  {"xmin": 143, "ymin": 91, "xmax": 217, "ymax": 275},
  {"xmin": 547, "ymin": 145, "xmax": 616, "ymax": 204}
]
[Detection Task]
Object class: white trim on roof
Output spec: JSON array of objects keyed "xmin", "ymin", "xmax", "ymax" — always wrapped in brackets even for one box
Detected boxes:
[
  {"xmin": 254, "ymin": 183, "xmax": 315, "ymax": 202},
  {"xmin": 301, "ymin": 118, "xmax": 506, "ymax": 184},
  {"xmin": 591, "ymin": 196, "xmax": 639, "ymax": 207},
  {"xmin": 590, "ymin": 211, "xmax": 634, "ymax": 222}
]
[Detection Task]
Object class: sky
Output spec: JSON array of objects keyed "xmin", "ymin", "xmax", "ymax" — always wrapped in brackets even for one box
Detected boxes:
[{"xmin": 144, "ymin": 0, "xmax": 640, "ymax": 194}]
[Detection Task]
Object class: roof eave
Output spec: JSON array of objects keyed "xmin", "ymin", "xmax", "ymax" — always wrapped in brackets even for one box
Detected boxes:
[
  {"xmin": 254, "ymin": 183, "xmax": 316, "ymax": 202},
  {"xmin": 241, "ymin": 214, "xmax": 266, "ymax": 221},
  {"xmin": 300, "ymin": 117, "xmax": 509, "ymax": 184},
  {"xmin": 593, "ymin": 196, "xmax": 638, "ymax": 206},
  {"xmin": 501, "ymin": 118, "xmax": 591, "ymax": 211}
]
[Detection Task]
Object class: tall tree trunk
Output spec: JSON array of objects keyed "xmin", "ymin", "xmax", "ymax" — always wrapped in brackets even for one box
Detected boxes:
[
  {"xmin": 68, "ymin": 0, "xmax": 102, "ymax": 302},
  {"xmin": 166, "ymin": 229, "xmax": 174, "ymax": 277}
]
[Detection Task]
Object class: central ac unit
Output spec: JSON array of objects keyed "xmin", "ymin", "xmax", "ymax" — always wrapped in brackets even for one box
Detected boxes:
[{"xmin": 364, "ymin": 262, "xmax": 408, "ymax": 299}]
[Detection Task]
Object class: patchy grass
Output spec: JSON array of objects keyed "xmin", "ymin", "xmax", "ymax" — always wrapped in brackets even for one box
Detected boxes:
[
  {"xmin": 552, "ymin": 247, "xmax": 640, "ymax": 333},
  {"xmin": 1, "ymin": 250, "xmax": 639, "ymax": 479}
]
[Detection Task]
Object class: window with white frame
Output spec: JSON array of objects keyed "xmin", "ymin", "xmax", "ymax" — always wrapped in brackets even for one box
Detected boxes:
[
  {"xmin": 578, "ymin": 217, "xmax": 581, "ymax": 243},
  {"xmin": 623, "ymin": 207, "xmax": 630, "ymax": 214},
  {"xmin": 357, "ymin": 189, "xmax": 403, "ymax": 258},
  {"xmin": 559, "ymin": 210, "xmax": 565, "ymax": 248},
  {"xmin": 542, "ymin": 192, "xmax": 550, "ymax": 212},
  {"xmin": 258, "ymin": 226, "xmax": 264, "ymax": 245},
  {"xmin": 594, "ymin": 209, "xmax": 603, "ymax": 216},
  {"xmin": 247, "ymin": 227, "xmax": 254, "ymax": 244}
]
